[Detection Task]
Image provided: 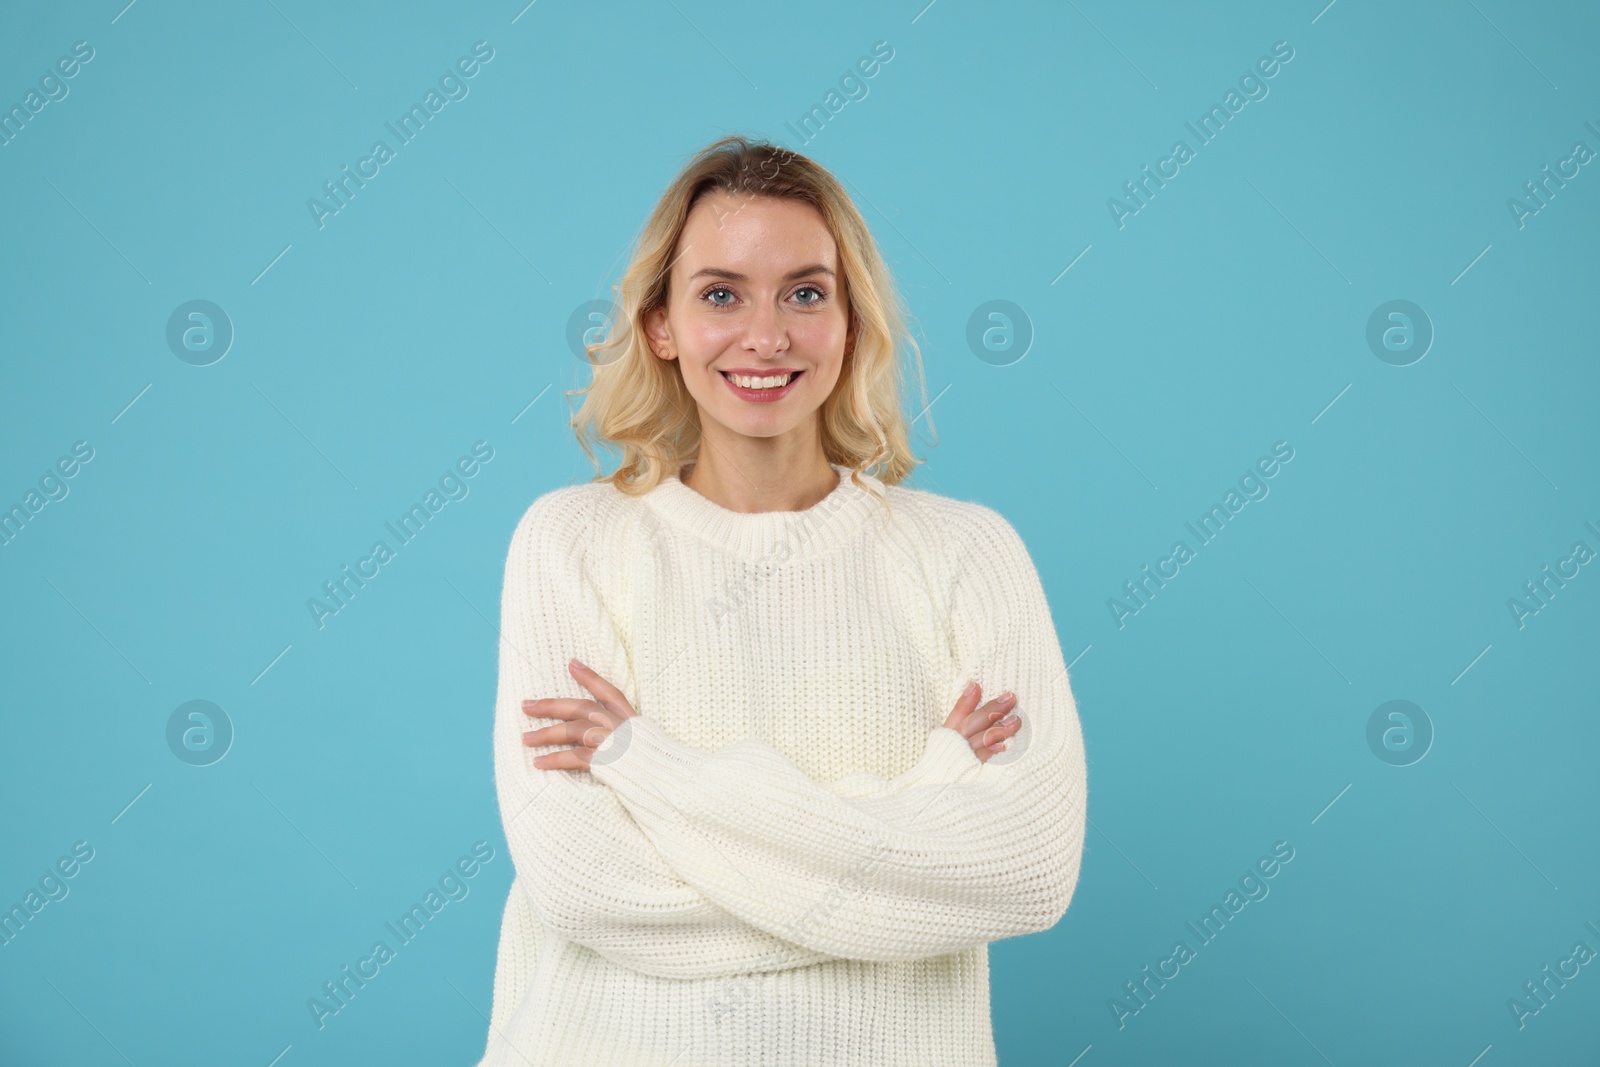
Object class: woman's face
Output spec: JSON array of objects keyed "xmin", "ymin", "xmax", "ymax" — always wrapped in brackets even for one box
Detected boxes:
[{"xmin": 646, "ymin": 191, "xmax": 851, "ymax": 450}]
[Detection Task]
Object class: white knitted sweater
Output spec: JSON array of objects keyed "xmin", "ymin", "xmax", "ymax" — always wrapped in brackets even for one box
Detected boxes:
[{"xmin": 476, "ymin": 462, "xmax": 1087, "ymax": 1066}]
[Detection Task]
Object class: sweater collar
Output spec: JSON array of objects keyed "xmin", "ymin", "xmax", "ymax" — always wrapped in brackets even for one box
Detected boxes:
[{"xmin": 643, "ymin": 462, "xmax": 884, "ymax": 563}]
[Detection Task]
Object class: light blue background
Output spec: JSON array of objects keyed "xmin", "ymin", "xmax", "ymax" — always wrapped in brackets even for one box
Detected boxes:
[{"xmin": 2, "ymin": 1, "xmax": 1597, "ymax": 1064}]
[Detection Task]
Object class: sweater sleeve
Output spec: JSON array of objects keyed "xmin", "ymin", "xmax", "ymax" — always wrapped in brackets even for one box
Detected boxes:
[
  {"xmin": 492, "ymin": 489, "xmax": 983, "ymax": 980},
  {"xmin": 589, "ymin": 503, "xmax": 1088, "ymax": 963}
]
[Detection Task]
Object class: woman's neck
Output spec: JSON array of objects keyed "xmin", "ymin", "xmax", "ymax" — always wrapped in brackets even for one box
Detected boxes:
[{"xmin": 680, "ymin": 446, "xmax": 840, "ymax": 515}]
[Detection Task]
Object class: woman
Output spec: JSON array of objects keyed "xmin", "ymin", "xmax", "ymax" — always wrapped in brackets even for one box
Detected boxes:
[{"xmin": 477, "ymin": 135, "xmax": 1087, "ymax": 1066}]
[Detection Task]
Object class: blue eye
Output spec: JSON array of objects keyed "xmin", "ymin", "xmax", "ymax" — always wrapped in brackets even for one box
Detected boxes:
[{"xmin": 699, "ymin": 284, "xmax": 827, "ymax": 308}]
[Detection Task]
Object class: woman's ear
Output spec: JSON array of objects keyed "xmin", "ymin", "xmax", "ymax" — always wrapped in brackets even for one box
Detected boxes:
[{"xmin": 644, "ymin": 306, "xmax": 674, "ymax": 361}]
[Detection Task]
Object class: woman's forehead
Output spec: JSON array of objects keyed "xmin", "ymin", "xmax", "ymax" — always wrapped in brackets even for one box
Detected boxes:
[{"xmin": 681, "ymin": 193, "xmax": 837, "ymax": 266}]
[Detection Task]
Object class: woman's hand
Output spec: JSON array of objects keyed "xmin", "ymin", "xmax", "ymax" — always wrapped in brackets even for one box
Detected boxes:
[
  {"xmin": 942, "ymin": 680, "xmax": 1019, "ymax": 763},
  {"xmin": 522, "ymin": 659, "xmax": 637, "ymax": 771}
]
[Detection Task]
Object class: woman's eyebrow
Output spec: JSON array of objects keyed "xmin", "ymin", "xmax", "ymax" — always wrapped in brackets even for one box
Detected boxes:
[{"xmin": 687, "ymin": 264, "xmax": 835, "ymax": 282}]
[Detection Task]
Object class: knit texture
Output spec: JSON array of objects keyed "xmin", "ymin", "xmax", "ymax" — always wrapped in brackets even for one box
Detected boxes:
[{"xmin": 475, "ymin": 462, "xmax": 1087, "ymax": 1066}]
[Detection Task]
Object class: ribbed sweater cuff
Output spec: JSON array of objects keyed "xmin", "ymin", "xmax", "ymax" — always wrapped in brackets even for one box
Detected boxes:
[
  {"xmin": 917, "ymin": 726, "xmax": 984, "ymax": 783},
  {"xmin": 589, "ymin": 714, "xmax": 706, "ymax": 800}
]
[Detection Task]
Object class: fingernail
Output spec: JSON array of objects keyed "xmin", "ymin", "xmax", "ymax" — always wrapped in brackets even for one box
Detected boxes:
[
  {"xmin": 570, "ymin": 658, "xmax": 586, "ymax": 670},
  {"xmin": 1001, "ymin": 714, "xmax": 1018, "ymax": 726},
  {"xmin": 998, "ymin": 692, "xmax": 1015, "ymax": 705},
  {"xmin": 964, "ymin": 680, "xmax": 978, "ymax": 698}
]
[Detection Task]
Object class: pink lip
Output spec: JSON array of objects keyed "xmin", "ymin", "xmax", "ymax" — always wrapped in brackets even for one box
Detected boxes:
[{"xmin": 720, "ymin": 369, "xmax": 803, "ymax": 403}]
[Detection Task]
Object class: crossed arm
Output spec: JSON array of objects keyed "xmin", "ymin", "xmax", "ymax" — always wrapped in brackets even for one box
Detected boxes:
[{"xmin": 493, "ymin": 488, "xmax": 1087, "ymax": 979}]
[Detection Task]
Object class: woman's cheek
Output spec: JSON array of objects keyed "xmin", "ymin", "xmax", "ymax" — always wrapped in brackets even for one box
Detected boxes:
[
  {"xmin": 693, "ymin": 319, "xmax": 744, "ymax": 354},
  {"xmin": 791, "ymin": 315, "xmax": 848, "ymax": 357}
]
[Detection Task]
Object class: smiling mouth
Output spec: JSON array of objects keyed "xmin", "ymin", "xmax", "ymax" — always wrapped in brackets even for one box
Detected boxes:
[{"xmin": 720, "ymin": 370, "xmax": 803, "ymax": 390}]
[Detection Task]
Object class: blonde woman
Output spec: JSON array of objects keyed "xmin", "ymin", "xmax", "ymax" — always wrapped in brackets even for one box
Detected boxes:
[{"xmin": 477, "ymin": 135, "xmax": 1087, "ymax": 1066}]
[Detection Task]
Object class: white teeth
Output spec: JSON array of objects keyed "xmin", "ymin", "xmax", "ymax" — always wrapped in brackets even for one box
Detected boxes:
[{"xmin": 725, "ymin": 372, "xmax": 794, "ymax": 390}]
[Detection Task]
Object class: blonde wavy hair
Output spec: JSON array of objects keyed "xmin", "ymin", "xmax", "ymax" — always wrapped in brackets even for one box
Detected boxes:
[{"xmin": 569, "ymin": 134, "xmax": 933, "ymax": 499}]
